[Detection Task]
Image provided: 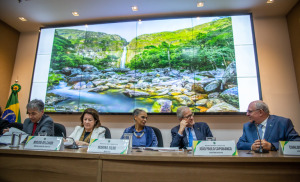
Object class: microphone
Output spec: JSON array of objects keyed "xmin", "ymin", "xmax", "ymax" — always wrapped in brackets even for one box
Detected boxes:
[
  {"xmin": 64, "ymin": 135, "xmax": 78, "ymax": 149},
  {"xmin": 253, "ymin": 121, "xmax": 269, "ymax": 153}
]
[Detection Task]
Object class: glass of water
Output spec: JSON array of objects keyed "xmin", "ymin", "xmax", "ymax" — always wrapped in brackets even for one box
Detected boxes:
[
  {"xmin": 9, "ymin": 132, "xmax": 22, "ymax": 148},
  {"xmin": 206, "ymin": 137, "xmax": 216, "ymax": 141},
  {"xmin": 38, "ymin": 132, "xmax": 47, "ymax": 136},
  {"xmin": 123, "ymin": 133, "xmax": 133, "ymax": 153}
]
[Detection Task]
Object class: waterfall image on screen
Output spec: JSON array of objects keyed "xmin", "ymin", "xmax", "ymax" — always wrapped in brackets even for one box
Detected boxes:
[{"xmin": 30, "ymin": 15, "xmax": 261, "ymax": 113}]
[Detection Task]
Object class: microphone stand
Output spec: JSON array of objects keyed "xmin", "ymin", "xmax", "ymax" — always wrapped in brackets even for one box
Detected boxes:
[
  {"xmin": 254, "ymin": 122, "xmax": 269, "ymax": 153},
  {"xmin": 65, "ymin": 137, "xmax": 78, "ymax": 149},
  {"xmin": 62, "ymin": 132, "xmax": 78, "ymax": 149}
]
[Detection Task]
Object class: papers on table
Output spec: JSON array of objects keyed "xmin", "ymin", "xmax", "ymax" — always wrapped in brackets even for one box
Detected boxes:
[
  {"xmin": 132, "ymin": 147, "xmax": 183, "ymax": 152},
  {"xmin": 0, "ymin": 127, "xmax": 28, "ymax": 145},
  {"xmin": 63, "ymin": 141, "xmax": 73, "ymax": 146}
]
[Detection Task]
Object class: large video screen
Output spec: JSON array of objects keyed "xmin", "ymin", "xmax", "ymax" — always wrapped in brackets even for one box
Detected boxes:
[{"xmin": 30, "ymin": 15, "xmax": 261, "ymax": 114}]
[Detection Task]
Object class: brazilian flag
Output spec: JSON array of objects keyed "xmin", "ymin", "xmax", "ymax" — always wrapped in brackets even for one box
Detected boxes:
[{"xmin": 2, "ymin": 84, "xmax": 21, "ymax": 123}]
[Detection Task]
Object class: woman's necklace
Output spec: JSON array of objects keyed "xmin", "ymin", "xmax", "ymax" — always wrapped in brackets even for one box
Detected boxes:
[{"xmin": 133, "ymin": 131, "xmax": 145, "ymax": 138}]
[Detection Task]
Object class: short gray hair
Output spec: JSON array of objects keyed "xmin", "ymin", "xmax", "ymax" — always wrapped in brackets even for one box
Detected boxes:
[
  {"xmin": 132, "ymin": 108, "xmax": 146, "ymax": 121},
  {"xmin": 26, "ymin": 99, "xmax": 44, "ymax": 112},
  {"xmin": 255, "ymin": 101, "xmax": 270, "ymax": 114},
  {"xmin": 176, "ymin": 106, "xmax": 190, "ymax": 120}
]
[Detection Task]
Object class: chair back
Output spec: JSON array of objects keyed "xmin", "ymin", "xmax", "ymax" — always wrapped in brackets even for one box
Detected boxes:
[
  {"xmin": 54, "ymin": 123, "xmax": 66, "ymax": 137},
  {"xmin": 102, "ymin": 126, "xmax": 111, "ymax": 139},
  {"xmin": 149, "ymin": 126, "xmax": 164, "ymax": 147},
  {"xmin": 10, "ymin": 122, "xmax": 23, "ymax": 130}
]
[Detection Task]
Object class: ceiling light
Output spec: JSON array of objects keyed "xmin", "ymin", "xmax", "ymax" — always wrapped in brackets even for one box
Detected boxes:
[
  {"xmin": 138, "ymin": 19, "xmax": 142, "ymax": 24},
  {"xmin": 197, "ymin": 2, "xmax": 204, "ymax": 7},
  {"xmin": 132, "ymin": 6, "xmax": 138, "ymax": 11},
  {"xmin": 19, "ymin": 17, "xmax": 27, "ymax": 21},
  {"xmin": 85, "ymin": 24, "xmax": 88, "ymax": 28},
  {"xmin": 267, "ymin": 0, "xmax": 274, "ymax": 3},
  {"xmin": 72, "ymin": 12, "xmax": 79, "ymax": 16},
  {"xmin": 197, "ymin": 17, "xmax": 200, "ymax": 20}
]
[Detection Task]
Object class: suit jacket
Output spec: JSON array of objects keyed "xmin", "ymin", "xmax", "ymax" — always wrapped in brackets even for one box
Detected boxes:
[
  {"xmin": 0, "ymin": 118, "xmax": 10, "ymax": 135},
  {"xmin": 23, "ymin": 114, "xmax": 54, "ymax": 136},
  {"xmin": 68, "ymin": 126, "xmax": 105, "ymax": 141},
  {"xmin": 170, "ymin": 122, "xmax": 213, "ymax": 149},
  {"xmin": 237, "ymin": 115, "xmax": 300, "ymax": 150}
]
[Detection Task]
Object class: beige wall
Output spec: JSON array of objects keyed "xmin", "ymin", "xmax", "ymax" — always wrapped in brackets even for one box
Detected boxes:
[
  {"xmin": 0, "ymin": 20, "xmax": 20, "ymax": 109},
  {"xmin": 287, "ymin": 1, "xmax": 300, "ymax": 102},
  {"xmin": 11, "ymin": 16, "xmax": 300, "ymax": 147}
]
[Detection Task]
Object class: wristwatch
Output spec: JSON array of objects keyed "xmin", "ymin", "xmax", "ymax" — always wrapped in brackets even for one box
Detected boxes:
[{"xmin": 271, "ymin": 143, "xmax": 276, "ymax": 151}]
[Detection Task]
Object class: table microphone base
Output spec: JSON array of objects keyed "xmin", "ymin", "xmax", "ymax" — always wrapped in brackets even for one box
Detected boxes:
[{"xmin": 255, "ymin": 148, "xmax": 269, "ymax": 153}]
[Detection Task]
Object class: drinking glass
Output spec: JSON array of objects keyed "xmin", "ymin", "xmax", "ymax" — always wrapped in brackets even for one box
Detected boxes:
[
  {"xmin": 123, "ymin": 133, "xmax": 133, "ymax": 153},
  {"xmin": 38, "ymin": 132, "xmax": 47, "ymax": 136},
  {"xmin": 9, "ymin": 132, "xmax": 22, "ymax": 148},
  {"xmin": 206, "ymin": 137, "xmax": 216, "ymax": 141}
]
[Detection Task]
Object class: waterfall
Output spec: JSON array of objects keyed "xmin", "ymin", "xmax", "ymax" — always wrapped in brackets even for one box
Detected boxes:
[{"xmin": 120, "ymin": 47, "xmax": 127, "ymax": 68}]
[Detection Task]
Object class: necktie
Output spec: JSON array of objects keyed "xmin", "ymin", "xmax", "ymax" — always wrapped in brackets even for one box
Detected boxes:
[
  {"xmin": 32, "ymin": 123, "xmax": 38, "ymax": 136},
  {"xmin": 188, "ymin": 127, "xmax": 193, "ymax": 147},
  {"xmin": 258, "ymin": 124, "xmax": 263, "ymax": 139}
]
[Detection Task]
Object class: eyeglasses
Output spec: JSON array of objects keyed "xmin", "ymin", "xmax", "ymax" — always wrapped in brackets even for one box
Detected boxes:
[
  {"xmin": 247, "ymin": 109, "xmax": 260, "ymax": 114},
  {"xmin": 182, "ymin": 113, "xmax": 194, "ymax": 119}
]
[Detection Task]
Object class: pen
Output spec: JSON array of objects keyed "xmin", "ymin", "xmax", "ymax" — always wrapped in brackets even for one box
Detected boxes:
[{"xmin": 62, "ymin": 132, "xmax": 66, "ymax": 139}]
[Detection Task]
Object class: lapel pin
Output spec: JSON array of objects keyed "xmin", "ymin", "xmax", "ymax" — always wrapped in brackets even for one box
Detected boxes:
[
  {"xmin": 270, "ymin": 125, "xmax": 272, "ymax": 127},
  {"xmin": 198, "ymin": 128, "xmax": 199, "ymax": 130}
]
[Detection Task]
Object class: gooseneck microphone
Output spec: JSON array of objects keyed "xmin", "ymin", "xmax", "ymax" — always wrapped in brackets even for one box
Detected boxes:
[{"xmin": 253, "ymin": 121, "xmax": 269, "ymax": 153}]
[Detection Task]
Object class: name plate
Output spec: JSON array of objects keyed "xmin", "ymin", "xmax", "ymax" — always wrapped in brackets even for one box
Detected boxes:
[
  {"xmin": 88, "ymin": 139, "xmax": 129, "ymax": 154},
  {"xmin": 193, "ymin": 140, "xmax": 238, "ymax": 156},
  {"xmin": 279, "ymin": 141, "xmax": 300, "ymax": 155},
  {"xmin": 24, "ymin": 136, "xmax": 63, "ymax": 151}
]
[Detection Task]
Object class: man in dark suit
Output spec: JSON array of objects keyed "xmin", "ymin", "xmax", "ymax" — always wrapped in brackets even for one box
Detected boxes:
[
  {"xmin": 170, "ymin": 106, "xmax": 213, "ymax": 149},
  {"xmin": 0, "ymin": 107, "xmax": 10, "ymax": 134},
  {"xmin": 22, "ymin": 99, "xmax": 54, "ymax": 136},
  {"xmin": 237, "ymin": 100, "xmax": 300, "ymax": 151}
]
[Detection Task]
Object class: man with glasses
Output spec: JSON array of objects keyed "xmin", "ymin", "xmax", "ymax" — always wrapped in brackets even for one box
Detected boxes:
[
  {"xmin": 170, "ymin": 106, "xmax": 213, "ymax": 149},
  {"xmin": 237, "ymin": 100, "xmax": 300, "ymax": 151}
]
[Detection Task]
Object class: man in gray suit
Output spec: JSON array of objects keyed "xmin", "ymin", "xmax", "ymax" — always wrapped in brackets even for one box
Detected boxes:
[{"xmin": 23, "ymin": 99, "xmax": 54, "ymax": 136}]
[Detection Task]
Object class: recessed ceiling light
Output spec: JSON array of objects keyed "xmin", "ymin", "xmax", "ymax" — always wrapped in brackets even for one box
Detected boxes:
[
  {"xmin": 85, "ymin": 24, "xmax": 88, "ymax": 28},
  {"xmin": 72, "ymin": 12, "xmax": 79, "ymax": 16},
  {"xmin": 132, "ymin": 6, "xmax": 138, "ymax": 11},
  {"xmin": 267, "ymin": 0, "xmax": 274, "ymax": 3},
  {"xmin": 138, "ymin": 19, "xmax": 142, "ymax": 24},
  {"xmin": 19, "ymin": 17, "xmax": 27, "ymax": 21},
  {"xmin": 197, "ymin": 2, "xmax": 204, "ymax": 7},
  {"xmin": 197, "ymin": 17, "xmax": 200, "ymax": 20}
]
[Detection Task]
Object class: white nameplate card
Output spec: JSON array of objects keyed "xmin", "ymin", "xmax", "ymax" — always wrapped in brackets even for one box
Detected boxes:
[
  {"xmin": 88, "ymin": 139, "xmax": 129, "ymax": 154},
  {"xmin": 279, "ymin": 141, "xmax": 300, "ymax": 155},
  {"xmin": 193, "ymin": 140, "xmax": 238, "ymax": 156},
  {"xmin": 24, "ymin": 136, "xmax": 64, "ymax": 151}
]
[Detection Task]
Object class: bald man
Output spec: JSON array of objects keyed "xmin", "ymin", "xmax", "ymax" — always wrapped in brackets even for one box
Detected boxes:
[{"xmin": 237, "ymin": 100, "xmax": 300, "ymax": 151}]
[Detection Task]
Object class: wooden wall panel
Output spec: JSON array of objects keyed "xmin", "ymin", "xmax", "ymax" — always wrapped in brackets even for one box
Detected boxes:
[{"xmin": 0, "ymin": 20, "xmax": 19, "ymax": 109}]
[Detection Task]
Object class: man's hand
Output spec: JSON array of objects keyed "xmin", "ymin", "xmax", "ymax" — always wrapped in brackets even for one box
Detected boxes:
[
  {"xmin": 251, "ymin": 139, "xmax": 271, "ymax": 151},
  {"xmin": 2, "ymin": 128, "xmax": 9, "ymax": 134},
  {"xmin": 178, "ymin": 119, "xmax": 189, "ymax": 135}
]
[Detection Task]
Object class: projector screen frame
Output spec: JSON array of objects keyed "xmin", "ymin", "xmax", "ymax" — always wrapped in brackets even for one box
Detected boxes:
[{"xmin": 28, "ymin": 13, "xmax": 262, "ymax": 115}]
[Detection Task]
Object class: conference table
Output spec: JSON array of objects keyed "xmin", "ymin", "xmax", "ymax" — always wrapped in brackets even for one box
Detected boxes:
[{"xmin": 0, "ymin": 145, "xmax": 300, "ymax": 182}]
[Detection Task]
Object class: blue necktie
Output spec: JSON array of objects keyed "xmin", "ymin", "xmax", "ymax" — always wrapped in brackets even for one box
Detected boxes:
[
  {"xmin": 258, "ymin": 124, "xmax": 263, "ymax": 139},
  {"xmin": 188, "ymin": 128, "xmax": 193, "ymax": 147}
]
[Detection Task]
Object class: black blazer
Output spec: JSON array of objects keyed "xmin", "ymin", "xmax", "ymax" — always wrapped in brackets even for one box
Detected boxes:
[{"xmin": 0, "ymin": 118, "xmax": 10, "ymax": 135}]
